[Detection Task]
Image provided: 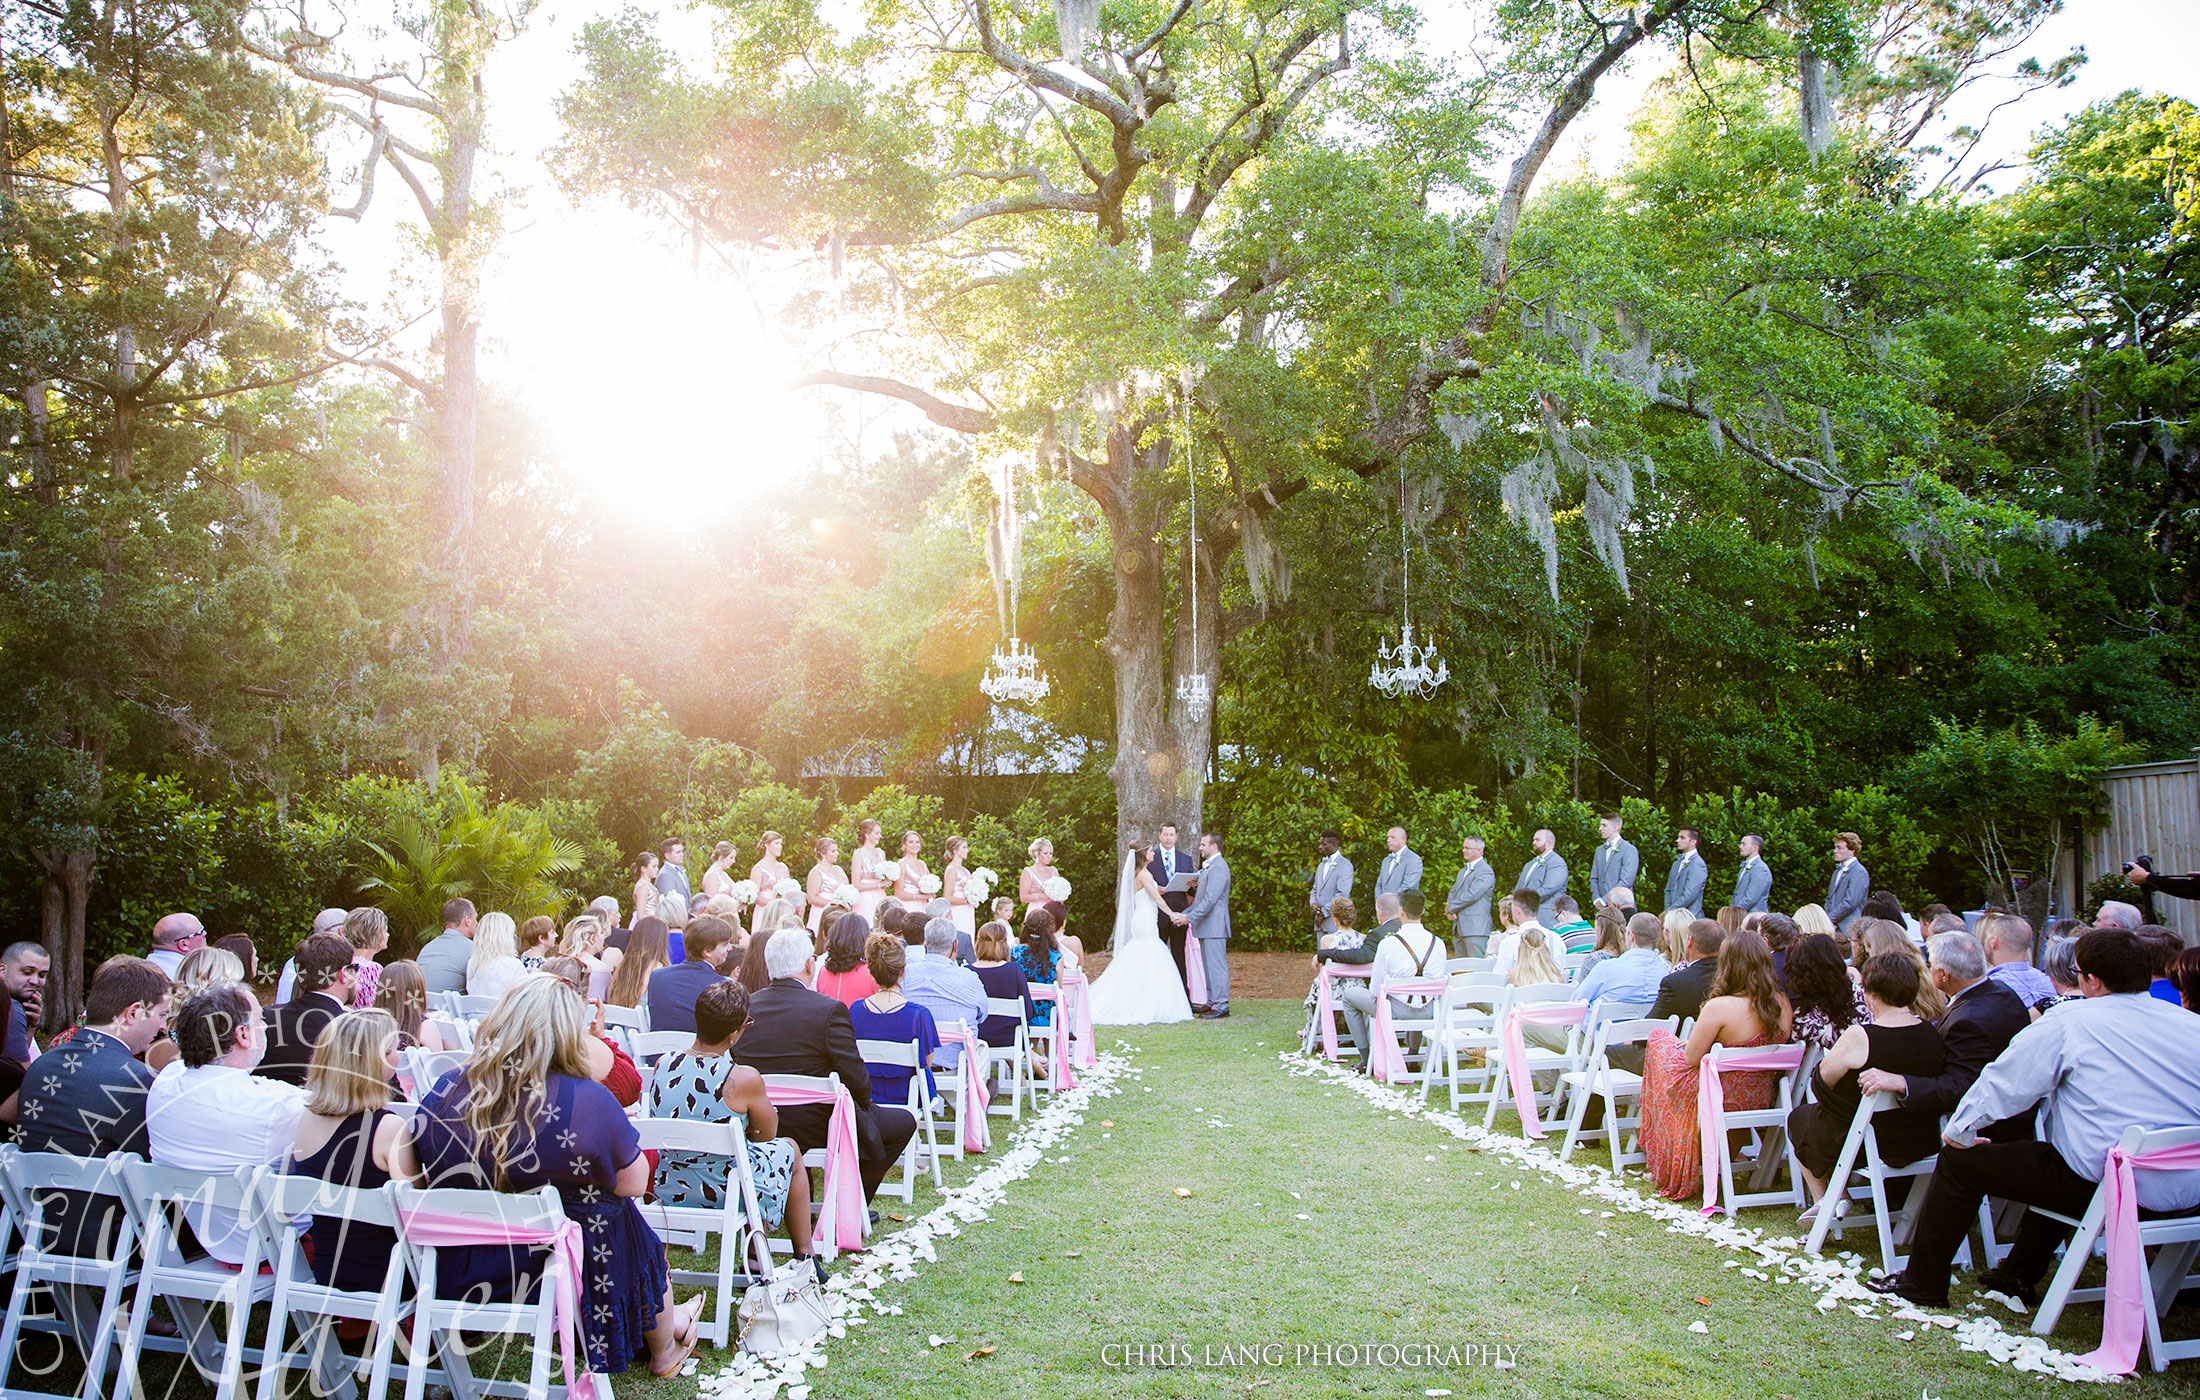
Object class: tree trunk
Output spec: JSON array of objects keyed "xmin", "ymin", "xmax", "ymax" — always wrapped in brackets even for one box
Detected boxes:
[{"xmin": 31, "ymin": 845, "xmax": 94, "ymax": 1037}]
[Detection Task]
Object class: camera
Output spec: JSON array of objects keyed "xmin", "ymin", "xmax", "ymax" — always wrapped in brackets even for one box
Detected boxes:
[{"xmin": 2124, "ymin": 854, "xmax": 2155, "ymax": 877}]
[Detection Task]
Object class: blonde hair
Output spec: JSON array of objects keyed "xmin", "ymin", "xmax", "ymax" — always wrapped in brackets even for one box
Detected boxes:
[
  {"xmin": 1858, "ymin": 919, "xmax": 1945, "ymax": 1018},
  {"xmin": 470, "ymin": 912, "xmax": 518, "ymax": 976},
  {"xmin": 1794, "ymin": 904, "xmax": 1837, "ymax": 939},
  {"xmin": 174, "ymin": 946, "xmax": 245, "ymax": 1000},
  {"xmin": 754, "ymin": 898, "xmax": 803, "ymax": 933},
  {"xmin": 461, "ymin": 975, "xmax": 593, "ymax": 1190},
  {"xmin": 1510, "ymin": 928, "xmax": 1565, "ymax": 987},
  {"xmin": 304, "ymin": 1009, "xmax": 400, "ymax": 1118},
  {"xmin": 660, "ymin": 895, "xmax": 690, "ymax": 931},
  {"xmin": 1028, "ymin": 837, "xmax": 1052, "ymax": 862},
  {"xmin": 1660, "ymin": 908, "xmax": 1694, "ymax": 965},
  {"xmin": 558, "ymin": 915, "xmax": 602, "ymax": 957},
  {"xmin": 343, "ymin": 907, "xmax": 390, "ymax": 954},
  {"xmin": 706, "ymin": 894, "xmax": 744, "ymax": 920}
]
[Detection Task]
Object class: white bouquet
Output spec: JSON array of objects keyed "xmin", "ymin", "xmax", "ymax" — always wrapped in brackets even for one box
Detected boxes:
[
  {"xmin": 774, "ymin": 877, "xmax": 803, "ymax": 902},
  {"xmin": 960, "ymin": 872, "xmax": 993, "ymax": 904},
  {"xmin": 918, "ymin": 873, "xmax": 943, "ymax": 896},
  {"xmin": 972, "ymin": 866, "xmax": 999, "ymax": 886},
  {"xmin": 831, "ymin": 882, "xmax": 860, "ymax": 906},
  {"xmin": 874, "ymin": 859, "xmax": 904, "ymax": 887},
  {"xmin": 1042, "ymin": 875, "xmax": 1071, "ymax": 901},
  {"xmin": 728, "ymin": 879, "xmax": 760, "ymax": 906}
]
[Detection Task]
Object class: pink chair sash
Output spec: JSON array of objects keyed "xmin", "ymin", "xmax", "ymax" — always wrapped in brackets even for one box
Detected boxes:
[
  {"xmin": 2076, "ymin": 1139, "xmax": 2200, "ymax": 1374},
  {"xmin": 1027, "ymin": 985, "xmax": 1076, "ymax": 1090},
  {"xmin": 1369, "ymin": 978, "xmax": 1451, "ymax": 1083},
  {"xmin": 1060, "ymin": 969, "xmax": 1097, "ymax": 1068},
  {"xmin": 1697, "ymin": 1044, "xmax": 1805, "ymax": 1214},
  {"xmin": 1503, "ymin": 1002, "xmax": 1588, "ymax": 1137},
  {"xmin": 1316, "ymin": 964, "xmax": 1373, "ymax": 1061},
  {"xmin": 934, "ymin": 1025, "xmax": 992, "ymax": 1153},
  {"xmin": 765, "ymin": 1080, "xmax": 868, "ymax": 1252},
  {"xmin": 399, "ymin": 1206, "xmax": 602, "ymax": 1400}
]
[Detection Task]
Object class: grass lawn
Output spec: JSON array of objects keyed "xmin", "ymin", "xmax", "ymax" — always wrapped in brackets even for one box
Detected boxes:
[{"xmin": 110, "ymin": 999, "xmax": 2199, "ymax": 1397}]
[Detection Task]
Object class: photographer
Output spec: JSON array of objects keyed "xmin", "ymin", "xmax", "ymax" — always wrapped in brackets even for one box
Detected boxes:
[{"xmin": 2124, "ymin": 854, "xmax": 2200, "ymax": 901}]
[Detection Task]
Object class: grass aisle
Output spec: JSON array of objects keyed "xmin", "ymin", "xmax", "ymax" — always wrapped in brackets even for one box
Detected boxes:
[{"xmin": 809, "ymin": 1000, "xmax": 2172, "ymax": 1400}]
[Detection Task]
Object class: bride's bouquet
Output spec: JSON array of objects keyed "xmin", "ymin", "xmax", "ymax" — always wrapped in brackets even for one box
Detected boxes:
[
  {"xmin": 773, "ymin": 877, "xmax": 803, "ymax": 903},
  {"xmin": 1042, "ymin": 875, "xmax": 1071, "ymax": 902},
  {"xmin": 917, "ymin": 873, "xmax": 943, "ymax": 896},
  {"xmin": 728, "ymin": 879, "xmax": 760, "ymax": 906}
]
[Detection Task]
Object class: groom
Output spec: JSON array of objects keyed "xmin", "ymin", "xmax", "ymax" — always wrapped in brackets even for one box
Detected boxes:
[
  {"xmin": 1182, "ymin": 831, "xmax": 1232, "ymax": 1019},
  {"xmin": 1147, "ymin": 823, "xmax": 1196, "ymax": 990}
]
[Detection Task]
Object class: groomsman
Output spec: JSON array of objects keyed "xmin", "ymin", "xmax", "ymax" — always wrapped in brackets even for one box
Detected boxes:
[
  {"xmin": 1825, "ymin": 832, "xmax": 1871, "ymax": 930},
  {"xmin": 1732, "ymin": 833, "xmax": 1772, "ymax": 913},
  {"xmin": 1664, "ymin": 826, "xmax": 1708, "ymax": 917},
  {"xmin": 1589, "ymin": 813, "xmax": 1639, "ymax": 906},
  {"xmin": 1516, "ymin": 829, "xmax": 1569, "ymax": 923},
  {"xmin": 1148, "ymin": 823, "xmax": 1197, "ymax": 987},
  {"xmin": 1373, "ymin": 828, "xmax": 1423, "ymax": 904},
  {"xmin": 1308, "ymin": 830, "xmax": 1354, "ymax": 936},
  {"xmin": 1445, "ymin": 836, "xmax": 1497, "ymax": 957}
]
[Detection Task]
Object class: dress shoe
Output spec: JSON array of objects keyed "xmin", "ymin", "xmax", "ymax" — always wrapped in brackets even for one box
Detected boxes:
[
  {"xmin": 1196, "ymin": 1007, "xmax": 1228, "ymax": 1019},
  {"xmin": 1191, "ymin": 1004, "xmax": 1211, "ymax": 1015},
  {"xmin": 1864, "ymin": 1270, "xmax": 1948, "ymax": 1308},
  {"xmin": 1972, "ymin": 1268, "xmax": 2039, "ymax": 1310}
]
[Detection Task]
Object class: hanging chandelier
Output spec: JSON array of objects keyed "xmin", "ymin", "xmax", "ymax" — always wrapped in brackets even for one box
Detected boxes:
[
  {"xmin": 980, "ymin": 455, "xmax": 1050, "ymax": 707},
  {"xmin": 1176, "ymin": 368, "xmax": 1212, "ymax": 722},
  {"xmin": 1369, "ymin": 462, "xmax": 1449, "ymax": 699},
  {"xmin": 981, "ymin": 636, "xmax": 1052, "ymax": 705}
]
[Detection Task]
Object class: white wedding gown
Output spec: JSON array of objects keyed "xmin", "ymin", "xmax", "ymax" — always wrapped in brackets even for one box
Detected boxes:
[{"xmin": 1086, "ymin": 853, "xmax": 1194, "ymax": 1025}]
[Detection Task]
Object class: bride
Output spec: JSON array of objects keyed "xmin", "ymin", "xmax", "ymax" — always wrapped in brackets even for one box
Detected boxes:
[{"xmin": 1086, "ymin": 847, "xmax": 1193, "ymax": 1025}]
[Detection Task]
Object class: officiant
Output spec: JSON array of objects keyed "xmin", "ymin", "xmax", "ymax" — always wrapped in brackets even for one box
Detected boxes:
[{"xmin": 1148, "ymin": 822, "xmax": 1196, "ymax": 987}]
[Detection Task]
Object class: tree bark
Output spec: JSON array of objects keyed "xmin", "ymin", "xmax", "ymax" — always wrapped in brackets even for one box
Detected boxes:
[{"xmin": 31, "ymin": 845, "xmax": 94, "ymax": 1037}]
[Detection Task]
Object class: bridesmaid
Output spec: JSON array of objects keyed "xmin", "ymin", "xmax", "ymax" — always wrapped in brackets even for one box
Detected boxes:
[
  {"xmin": 629, "ymin": 851, "xmax": 661, "ymax": 922},
  {"xmin": 805, "ymin": 837, "xmax": 848, "ymax": 935},
  {"xmin": 701, "ymin": 842, "xmax": 740, "ymax": 899},
  {"xmin": 1019, "ymin": 837, "xmax": 1059, "ymax": 916},
  {"xmin": 943, "ymin": 837, "xmax": 976, "ymax": 941},
  {"xmin": 851, "ymin": 819, "xmax": 889, "ymax": 922},
  {"xmin": 892, "ymin": 830, "xmax": 930, "ymax": 914},
  {"xmin": 749, "ymin": 831, "xmax": 790, "ymax": 937}
]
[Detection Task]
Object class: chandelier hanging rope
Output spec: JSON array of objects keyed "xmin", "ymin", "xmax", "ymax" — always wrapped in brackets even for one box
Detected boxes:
[
  {"xmin": 1369, "ymin": 460, "xmax": 1449, "ymax": 699},
  {"xmin": 980, "ymin": 456, "xmax": 1051, "ymax": 706},
  {"xmin": 1176, "ymin": 370, "xmax": 1211, "ymax": 722}
]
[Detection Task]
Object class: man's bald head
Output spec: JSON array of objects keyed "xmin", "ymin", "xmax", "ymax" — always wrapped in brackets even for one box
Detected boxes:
[
  {"xmin": 150, "ymin": 912, "xmax": 204, "ymax": 950},
  {"xmin": 1375, "ymin": 891, "xmax": 1402, "ymax": 919}
]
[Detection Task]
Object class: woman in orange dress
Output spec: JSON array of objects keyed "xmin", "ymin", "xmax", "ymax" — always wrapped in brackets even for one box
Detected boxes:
[{"xmin": 1638, "ymin": 929, "xmax": 1793, "ymax": 1202}]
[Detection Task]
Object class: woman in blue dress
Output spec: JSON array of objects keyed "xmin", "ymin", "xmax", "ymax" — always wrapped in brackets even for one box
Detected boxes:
[
  {"xmin": 1010, "ymin": 908, "xmax": 1065, "ymax": 1028},
  {"xmin": 395, "ymin": 974, "xmax": 704, "ymax": 1378},
  {"xmin": 847, "ymin": 935, "xmax": 940, "ymax": 1111}
]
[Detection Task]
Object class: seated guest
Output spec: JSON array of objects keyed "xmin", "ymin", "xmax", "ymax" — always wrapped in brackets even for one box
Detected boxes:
[
  {"xmin": 2136, "ymin": 924, "xmax": 2183, "ymax": 1003},
  {"xmin": 1758, "ymin": 911, "xmax": 1799, "ymax": 985},
  {"xmin": 1858, "ymin": 930, "xmax": 2032, "ymax": 1143},
  {"xmin": 1575, "ymin": 913, "xmax": 1671, "ymax": 1009},
  {"xmin": 1547, "ymin": 896, "xmax": 1596, "ymax": 955},
  {"xmin": 1608, "ymin": 920, "xmax": 1726, "ymax": 1076},
  {"xmin": 904, "ymin": 918, "xmax": 987, "ymax": 1067},
  {"xmin": 1793, "ymin": 904, "xmax": 1837, "ymax": 941},
  {"xmin": 1786, "ymin": 932, "xmax": 1868, "ymax": 1050},
  {"xmin": 816, "ymin": 913, "xmax": 881, "ymax": 1004},
  {"xmin": 289, "ymin": 1009, "xmax": 407, "ymax": 1292},
  {"xmin": 465, "ymin": 912, "xmax": 526, "ymax": 1001},
  {"xmin": 1599, "ymin": 885, "xmax": 1638, "ymax": 923},
  {"xmin": 212, "ymin": 933, "xmax": 259, "ymax": 985},
  {"xmin": 1855, "ymin": 919, "xmax": 1945, "ymax": 1018},
  {"xmin": 645, "ymin": 980, "xmax": 816, "ymax": 1270},
  {"xmin": 1338, "ymin": 890, "xmax": 1446, "ymax": 1073},
  {"xmin": 732, "ymin": 929, "xmax": 918, "ymax": 1204},
  {"xmin": 147, "ymin": 984, "xmax": 308, "ymax": 1264},
  {"xmin": 396, "ymin": 976, "xmax": 703, "ymax": 1377},
  {"xmin": 259, "ymin": 932, "xmax": 359, "ymax": 1087},
  {"xmin": 1315, "ymin": 896, "xmax": 1374, "ymax": 965},
  {"xmin": 1658, "ymin": 908, "xmax": 1694, "ymax": 967},
  {"xmin": 277, "ymin": 908, "xmax": 350, "ymax": 1001},
  {"xmin": 849, "ymin": 935, "xmax": 941, "ymax": 1109},
  {"xmin": 738, "ymin": 916, "xmax": 779, "ymax": 994},
  {"xmin": 1043, "ymin": 899, "xmax": 1084, "ymax": 966},
  {"xmin": 1011, "ymin": 909, "xmax": 1068, "ymax": 1026},
  {"xmin": 342, "ymin": 907, "xmax": 389, "ymax": 1010},
  {"xmin": 415, "ymin": 898, "xmax": 476, "ymax": 995},
  {"xmin": 1790, "ymin": 953, "xmax": 1947, "ymax": 1205},
  {"xmin": 516, "ymin": 915, "xmax": 558, "ymax": 971},
  {"xmin": 647, "ymin": 916, "xmax": 738, "ymax": 1036},
  {"xmin": 1974, "ymin": 912, "xmax": 2055, "ymax": 1010},
  {"xmin": 1714, "ymin": 905, "xmax": 1747, "ymax": 939},
  {"xmin": 971, "ymin": 922, "xmax": 1035, "ymax": 1048},
  {"xmin": 145, "ymin": 944, "xmax": 247, "ymax": 1072},
  {"xmin": 145, "ymin": 911, "xmax": 207, "ymax": 978},
  {"xmin": 1, "ymin": 941, "xmax": 47, "ymax": 1063},
  {"xmin": 538, "ymin": 959, "xmax": 645, "ymax": 1107},
  {"xmin": 1585, "ymin": 908, "xmax": 1626, "ymax": 965},
  {"xmin": 605, "ymin": 916, "xmax": 670, "ymax": 1011},
  {"xmin": 1489, "ymin": 893, "xmax": 1550, "ymax": 980},
  {"xmin": 1638, "ymin": 930, "xmax": 1792, "ymax": 1203},
  {"xmin": 1869, "ymin": 927, "xmax": 2200, "ymax": 1309},
  {"xmin": 2040, "ymin": 933, "xmax": 2083, "ymax": 1008},
  {"xmin": 1508, "ymin": 927, "xmax": 1566, "ymax": 988},
  {"xmin": 374, "ymin": 958, "xmax": 450, "ymax": 1054},
  {"xmin": 2092, "ymin": 899, "xmax": 2143, "ymax": 931},
  {"xmin": 1860, "ymin": 890, "xmax": 1920, "ymax": 944},
  {"xmin": 2169, "ymin": 945, "xmax": 2200, "ymax": 1012}
]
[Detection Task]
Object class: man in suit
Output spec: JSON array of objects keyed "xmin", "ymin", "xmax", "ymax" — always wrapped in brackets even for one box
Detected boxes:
[
  {"xmin": 1515, "ymin": 829, "xmax": 1569, "ymax": 924},
  {"xmin": 1588, "ymin": 813, "xmax": 1639, "ymax": 907},
  {"xmin": 1308, "ymin": 830, "xmax": 1354, "ymax": 938},
  {"xmin": 655, "ymin": 836, "xmax": 693, "ymax": 908},
  {"xmin": 1184, "ymin": 832, "xmax": 1233, "ymax": 1019},
  {"xmin": 1445, "ymin": 836, "xmax": 1496, "ymax": 957},
  {"xmin": 1860, "ymin": 930, "xmax": 2034, "ymax": 1144},
  {"xmin": 1665, "ymin": 825, "xmax": 1708, "ymax": 917},
  {"xmin": 1732, "ymin": 833, "xmax": 1772, "ymax": 913},
  {"xmin": 734, "ymin": 928, "xmax": 916, "ymax": 1202},
  {"xmin": 257, "ymin": 932, "xmax": 357, "ymax": 1086},
  {"xmin": 1373, "ymin": 828, "xmax": 1422, "ymax": 906},
  {"xmin": 647, "ymin": 916, "xmax": 738, "ymax": 1035},
  {"xmin": 1148, "ymin": 823, "xmax": 1197, "ymax": 989},
  {"xmin": 1825, "ymin": 831, "xmax": 1871, "ymax": 930}
]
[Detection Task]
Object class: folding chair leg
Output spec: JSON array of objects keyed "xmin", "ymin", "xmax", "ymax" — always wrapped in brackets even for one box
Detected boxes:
[{"xmin": 1559, "ymin": 1082, "xmax": 1591, "ymax": 1162}]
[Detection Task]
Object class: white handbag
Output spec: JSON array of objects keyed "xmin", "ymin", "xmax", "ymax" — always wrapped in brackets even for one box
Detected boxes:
[{"xmin": 737, "ymin": 1259, "xmax": 831, "ymax": 1359}]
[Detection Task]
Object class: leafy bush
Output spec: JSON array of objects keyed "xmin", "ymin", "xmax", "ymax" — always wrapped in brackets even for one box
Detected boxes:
[{"xmin": 357, "ymin": 778, "xmax": 583, "ymax": 952}]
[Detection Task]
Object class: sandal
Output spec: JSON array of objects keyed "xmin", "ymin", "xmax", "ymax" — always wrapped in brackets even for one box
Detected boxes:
[{"xmin": 648, "ymin": 1298, "xmax": 706, "ymax": 1378}]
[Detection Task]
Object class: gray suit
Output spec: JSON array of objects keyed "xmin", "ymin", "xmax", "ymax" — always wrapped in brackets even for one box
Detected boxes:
[
  {"xmin": 1516, "ymin": 851, "xmax": 1568, "ymax": 922},
  {"xmin": 1187, "ymin": 854, "xmax": 1233, "ymax": 1011},
  {"xmin": 1589, "ymin": 838, "xmax": 1640, "ymax": 905},
  {"xmin": 1732, "ymin": 856, "xmax": 1772, "ymax": 913},
  {"xmin": 1664, "ymin": 849, "xmax": 1708, "ymax": 917},
  {"xmin": 417, "ymin": 928, "xmax": 473, "ymax": 994},
  {"xmin": 1826, "ymin": 859, "xmax": 1871, "ymax": 928},
  {"xmin": 1309, "ymin": 852, "xmax": 1354, "ymax": 934},
  {"xmin": 1373, "ymin": 847, "xmax": 1424, "ymax": 901},
  {"xmin": 1445, "ymin": 859, "xmax": 1496, "ymax": 956}
]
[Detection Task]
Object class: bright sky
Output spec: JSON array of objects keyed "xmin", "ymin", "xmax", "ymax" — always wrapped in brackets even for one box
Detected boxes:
[{"xmin": 318, "ymin": 0, "xmax": 2200, "ymax": 523}]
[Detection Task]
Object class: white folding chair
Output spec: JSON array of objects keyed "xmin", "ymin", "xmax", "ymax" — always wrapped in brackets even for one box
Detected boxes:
[
  {"xmin": 0, "ymin": 1147, "xmax": 148, "ymax": 1400},
  {"xmin": 248, "ymin": 1169, "xmax": 424, "ymax": 1400},
  {"xmin": 402, "ymin": 1048, "xmax": 469, "ymax": 1103},
  {"xmin": 981, "ymin": 997, "xmax": 1031, "ymax": 1121},
  {"xmin": 1424, "ymin": 981, "xmax": 1508, "ymax": 1111},
  {"xmin": 1703, "ymin": 1043, "xmax": 1810, "ymax": 1216},
  {"xmin": 1364, "ymin": 979, "xmax": 1447, "ymax": 1091},
  {"xmin": 762, "ymin": 1073, "xmax": 857, "ymax": 1262},
  {"xmin": 625, "ymin": 1030, "xmax": 691, "ymax": 1103},
  {"xmin": 1559, "ymin": 1015, "xmax": 1674, "ymax": 1173},
  {"xmin": 634, "ymin": 1119, "xmax": 773, "ymax": 1349},
  {"xmin": 856, "ymin": 1039, "xmax": 942, "ymax": 1198},
  {"xmin": 453, "ymin": 995, "xmax": 499, "ymax": 1020},
  {"xmin": 425, "ymin": 1013, "xmax": 472, "ymax": 1053},
  {"xmin": 1804, "ymin": 1090, "xmax": 1983, "ymax": 1270},
  {"xmin": 115, "ymin": 1158, "xmax": 277, "ymax": 1400},
  {"xmin": 927, "ymin": 1021, "xmax": 976, "ymax": 1165},
  {"xmin": 1481, "ymin": 984, "xmax": 1578, "ymax": 1131},
  {"xmin": 391, "ymin": 1182, "xmax": 572, "ymax": 1400},
  {"xmin": 2033, "ymin": 1124, "xmax": 2200, "ymax": 1371},
  {"xmin": 1026, "ymin": 985, "xmax": 1067, "ymax": 1099},
  {"xmin": 1556, "ymin": 953, "xmax": 1591, "ymax": 982},
  {"xmin": 598, "ymin": 1003, "xmax": 648, "ymax": 1048},
  {"xmin": 426, "ymin": 991, "xmax": 462, "ymax": 1018}
]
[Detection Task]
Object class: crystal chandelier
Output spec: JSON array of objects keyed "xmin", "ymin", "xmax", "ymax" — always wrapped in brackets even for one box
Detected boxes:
[
  {"xmin": 981, "ymin": 635, "xmax": 1052, "ymax": 705},
  {"xmin": 1369, "ymin": 462, "xmax": 1449, "ymax": 699},
  {"xmin": 1175, "ymin": 368, "xmax": 1212, "ymax": 722},
  {"xmin": 979, "ymin": 455, "xmax": 1050, "ymax": 707}
]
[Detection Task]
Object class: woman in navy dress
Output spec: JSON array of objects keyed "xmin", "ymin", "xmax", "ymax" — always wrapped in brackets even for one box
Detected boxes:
[
  {"xmin": 847, "ymin": 935, "xmax": 940, "ymax": 1110},
  {"xmin": 395, "ymin": 974, "xmax": 703, "ymax": 1378},
  {"xmin": 972, "ymin": 921, "xmax": 1036, "ymax": 1047}
]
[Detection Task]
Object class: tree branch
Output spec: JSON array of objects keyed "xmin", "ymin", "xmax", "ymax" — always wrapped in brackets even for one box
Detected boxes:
[{"xmin": 792, "ymin": 370, "xmax": 998, "ymax": 434}]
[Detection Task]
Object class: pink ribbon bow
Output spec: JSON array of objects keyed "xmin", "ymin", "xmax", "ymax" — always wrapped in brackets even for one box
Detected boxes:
[
  {"xmin": 1316, "ymin": 964, "xmax": 1373, "ymax": 1061},
  {"xmin": 1502, "ymin": 1002, "xmax": 1588, "ymax": 1137},
  {"xmin": 766, "ymin": 1079, "xmax": 868, "ymax": 1253},
  {"xmin": 2075, "ymin": 1137, "xmax": 2200, "ymax": 1374},
  {"xmin": 1059, "ymin": 968, "xmax": 1097, "ymax": 1069},
  {"xmin": 1697, "ymin": 1043, "xmax": 1805, "ymax": 1215},
  {"xmin": 1027, "ymin": 984, "xmax": 1077, "ymax": 1090},
  {"xmin": 933, "ymin": 1023, "xmax": 993, "ymax": 1153},
  {"xmin": 398, "ymin": 1205, "xmax": 602, "ymax": 1400},
  {"xmin": 1369, "ymin": 978, "xmax": 1451, "ymax": 1083}
]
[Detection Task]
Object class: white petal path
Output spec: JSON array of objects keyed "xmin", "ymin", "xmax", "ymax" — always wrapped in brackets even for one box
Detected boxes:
[
  {"xmin": 694, "ymin": 1048, "xmax": 1140, "ymax": 1399},
  {"xmin": 1279, "ymin": 1052, "xmax": 2120, "ymax": 1384}
]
